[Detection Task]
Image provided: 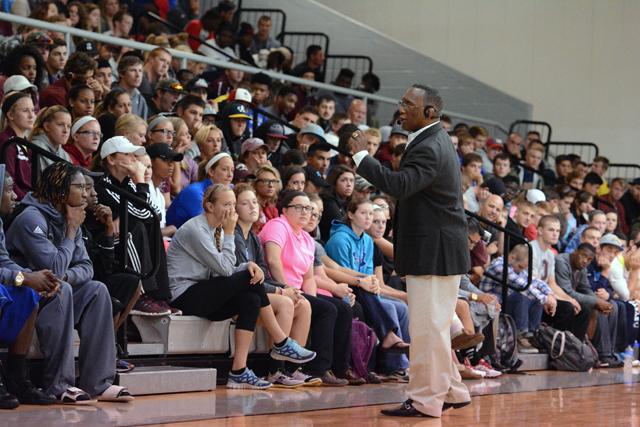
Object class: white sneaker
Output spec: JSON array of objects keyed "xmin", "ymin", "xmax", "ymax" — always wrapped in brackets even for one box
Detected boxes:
[
  {"xmin": 267, "ymin": 370, "xmax": 305, "ymax": 388},
  {"xmin": 289, "ymin": 368, "xmax": 322, "ymax": 386},
  {"xmin": 474, "ymin": 360, "xmax": 502, "ymax": 378}
]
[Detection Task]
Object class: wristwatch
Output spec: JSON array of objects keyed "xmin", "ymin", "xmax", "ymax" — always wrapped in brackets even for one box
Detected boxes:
[
  {"xmin": 15, "ymin": 271, "xmax": 25, "ymax": 287},
  {"xmin": 471, "ymin": 293, "xmax": 479, "ymax": 302}
]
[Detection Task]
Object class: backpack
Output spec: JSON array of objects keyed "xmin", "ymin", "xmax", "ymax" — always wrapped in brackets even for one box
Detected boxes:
[
  {"xmin": 494, "ymin": 313, "xmax": 522, "ymax": 371},
  {"xmin": 534, "ymin": 323, "xmax": 597, "ymax": 371},
  {"xmin": 350, "ymin": 319, "xmax": 377, "ymax": 379}
]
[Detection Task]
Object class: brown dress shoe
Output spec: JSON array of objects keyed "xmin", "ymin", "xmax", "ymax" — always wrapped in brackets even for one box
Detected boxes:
[
  {"xmin": 336, "ymin": 369, "xmax": 366, "ymax": 386},
  {"xmin": 452, "ymin": 331, "xmax": 485, "ymax": 350},
  {"xmin": 320, "ymin": 371, "xmax": 349, "ymax": 386}
]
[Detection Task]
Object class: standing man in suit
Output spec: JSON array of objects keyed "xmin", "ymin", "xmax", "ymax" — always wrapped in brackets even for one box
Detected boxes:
[{"xmin": 350, "ymin": 85, "xmax": 471, "ymax": 418}]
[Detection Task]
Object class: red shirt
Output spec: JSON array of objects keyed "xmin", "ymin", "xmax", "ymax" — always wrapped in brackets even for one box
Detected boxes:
[
  {"xmin": 184, "ymin": 19, "xmax": 214, "ymax": 51},
  {"xmin": 63, "ymin": 144, "xmax": 92, "ymax": 168},
  {"xmin": 375, "ymin": 143, "xmax": 394, "ymax": 167},
  {"xmin": 40, "ymin": 78, "xmax": 68, "ymax": 109}
]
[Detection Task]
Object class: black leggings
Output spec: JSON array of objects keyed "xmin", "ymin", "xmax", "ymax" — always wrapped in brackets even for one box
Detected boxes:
[
  {"xmin": 172, "ymin": 270, "xmax": 270, "ymax": 331},
  {"xmin": 304, "ymin": 294, "xmax": 353, "ymax": 376}
]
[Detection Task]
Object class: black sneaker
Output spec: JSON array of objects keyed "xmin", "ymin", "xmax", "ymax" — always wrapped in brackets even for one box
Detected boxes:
[
  {"xmin": 0, "ymin": 378, "xmax": 19, "ymax": 410},
  {"xmin": 6, "ymin": 378, "xmax": 56, "ymax": 405}
]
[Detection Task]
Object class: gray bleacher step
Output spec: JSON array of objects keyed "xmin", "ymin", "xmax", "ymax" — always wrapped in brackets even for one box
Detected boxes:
[
  {"xmin": 117, "ymin": 366, "xmax": 217, "ymax": 395},
  {"xmin": 517, "ymin": 352, "xmax": 550, "ymax": 371}
]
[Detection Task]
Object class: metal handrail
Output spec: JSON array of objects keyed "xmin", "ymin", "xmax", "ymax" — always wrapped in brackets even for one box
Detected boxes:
[
  {"xmin": 545, "ymin": 141, "xmax": 599, "ymax": 162},
  {"xmin": 0, "ymin": 12, "xmax": 391, "ymax": 104},
  {"xmin": 606, "ymin": 163, "xmax": 640, "ymax": 182},
  {"xmin": 145, "ymin": 11, "xmax": 236, "ymax": 62},
  {"xmin": 466, "ymin": 209, "xmax": 533, "ymax": 313},
  {"xmin": 0, "ymin": 13, "xmax": 513, "ymax": 140},
  {"xmin": 509, "ymin": 120, "xmax": 552, "ymax": 143},
  {"xmin": 0, "ymin": 137, "xmax": 162, "ymax": 281},
  {"xmin": 276, "ymin": 31, "xmax": 330, "ymax": 78}
]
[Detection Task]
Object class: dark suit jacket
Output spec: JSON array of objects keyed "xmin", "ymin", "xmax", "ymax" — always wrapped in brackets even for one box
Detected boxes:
[{"xmin": 357, "ymin": 123, "xmax": 470, "ymax": 276}]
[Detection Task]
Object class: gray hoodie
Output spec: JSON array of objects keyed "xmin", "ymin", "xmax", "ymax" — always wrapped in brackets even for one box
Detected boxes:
[
  {"xmin": 30, "ymin": 133, "xmax": 72, "ymax": 176},
  {"xmin": 6, "ymin": 193, "xmax": 93, "ymax": 286},
  {"xmin": 0, "ymin": 164, "xmax": 28, "ymax": 285}
]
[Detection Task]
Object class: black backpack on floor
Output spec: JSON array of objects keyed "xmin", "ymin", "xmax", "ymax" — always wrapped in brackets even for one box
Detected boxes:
[{"xmin": 534, "ymin": 323, "xmax": 597, "ymax": 371}]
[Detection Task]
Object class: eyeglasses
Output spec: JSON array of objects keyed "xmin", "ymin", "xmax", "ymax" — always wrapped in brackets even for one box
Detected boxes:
[
  {"xmin": 397, "ymin": 99, "xmax": 419, "ymax": 110},
  {"xmin": 287, "ymin": 204, "xmax": 313, "ymax": 213},
  {"xmin": 151, "ymin": 129, "xmax": 176, "ymax": 136},
  {"xmin": 256, "ymin": 179, "xmax": 279, "ymax": 186},
  {"xmin": 77, "ymin": 130, "xmax": 103, "ymax": 138},
  {"xmin": 310, "ymin": 211, "xmax": 322, "ymax": 220}
]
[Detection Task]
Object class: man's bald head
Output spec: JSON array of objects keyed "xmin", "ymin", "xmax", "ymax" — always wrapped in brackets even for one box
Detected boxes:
[
  {"xmin": 479, "ymin": 194, "xmax": 504, "ymax": 223},
  {"xmin": 348, "ymin": 98, "xmax": 367, "ymax": 126}
]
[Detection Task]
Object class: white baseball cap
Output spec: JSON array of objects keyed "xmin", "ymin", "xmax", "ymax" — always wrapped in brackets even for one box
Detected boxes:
[
  {"xmin": 100, "ymin": 136, "xmax": 146, "ymax": 159},
  {"xmin": 324, "ymin": 133, "xmax": 339, "ymax": 158},
  {"xmin": 526, "ymin": 189, "xmax": 546, "ymax": 204},
  {"xmin": 3, "ymin": 75, "xmax": 36, "ymax": 94}
]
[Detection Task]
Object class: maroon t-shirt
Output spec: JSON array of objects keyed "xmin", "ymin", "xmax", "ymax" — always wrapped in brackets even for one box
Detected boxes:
[{"xmin": 0, "ymin": 127, "xmax": 31, "ymax": 200}]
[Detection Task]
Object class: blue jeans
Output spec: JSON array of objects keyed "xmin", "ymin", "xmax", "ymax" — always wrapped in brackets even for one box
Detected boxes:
[
  {"xmin": 380, "ymin": 296, "xmax": 410, "ymax": 372},
  {"xmin": 506, "ymin": 292, "xmax": 543, "ymax": 335}
]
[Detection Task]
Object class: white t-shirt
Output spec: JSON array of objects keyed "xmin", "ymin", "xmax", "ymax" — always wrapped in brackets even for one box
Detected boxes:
[{"xmin": 531, "ymin": 240, "xmax": 555, "ymax": 283}]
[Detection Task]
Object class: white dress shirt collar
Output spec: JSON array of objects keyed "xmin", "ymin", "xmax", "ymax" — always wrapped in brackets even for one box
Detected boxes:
[{"xmin": 407, "ymin": 120, "xmax": 441, "ymax": 148}]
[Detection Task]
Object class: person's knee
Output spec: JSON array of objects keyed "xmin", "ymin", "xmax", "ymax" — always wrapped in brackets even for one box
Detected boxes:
[
  {"xmin": 244, "ymin": 292, "xmax": 262, "ymax": 311},
  {"xmin": 296, "ymin": 298, "xmax": 311, "ymax": 319},
  {"xmin": 279, "ymin": 294, "xmax": 295, "ymax": 315},
  {"xmin": 315, "ymin": 298, "xmax": 338, "ymax": 321},
  {"xmin": 334, "ymin": 299, "xmax": 351, "ymax": 321},
  {"xmin": 59, "ymin": 281, "xmax": 73, "ymax": 299}
]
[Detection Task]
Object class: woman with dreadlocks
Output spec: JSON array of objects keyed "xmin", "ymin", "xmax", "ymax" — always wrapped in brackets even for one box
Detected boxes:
[{"xmin": 5, "ymin": 162, "xmax": 134, "ymax": 404}]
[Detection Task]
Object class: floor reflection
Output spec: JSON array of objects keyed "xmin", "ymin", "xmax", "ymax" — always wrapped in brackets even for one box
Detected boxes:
[{"xmin": 2, "ymin": 369, "xmax": 638, "ymax": 426}]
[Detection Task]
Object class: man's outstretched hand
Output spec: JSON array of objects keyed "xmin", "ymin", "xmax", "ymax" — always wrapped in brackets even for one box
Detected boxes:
[{"xmin": 349, "ymin": 129, "xmax": 368, "ymax": 155}]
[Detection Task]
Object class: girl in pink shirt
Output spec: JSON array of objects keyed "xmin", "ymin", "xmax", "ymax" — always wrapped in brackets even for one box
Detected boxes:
[{"xmin": 260, "ymin": 190, "xmax": 358, "ymax": 386}]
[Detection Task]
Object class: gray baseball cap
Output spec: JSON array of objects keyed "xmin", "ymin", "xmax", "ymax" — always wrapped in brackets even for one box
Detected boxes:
[
  {"xmin": 300, "ymin": 123, "xmax": 327, "ymax": 144},
  {"xmin": 600, "ymin": 234, "xmax": 624, "ymax": 251}
]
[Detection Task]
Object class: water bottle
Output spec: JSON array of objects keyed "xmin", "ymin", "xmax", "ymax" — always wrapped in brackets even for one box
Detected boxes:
[
  {"xmin": 624, "ymin": 346, "xmax": 633, "ymax": 372},
  {"xmin": 633, "ymin": 341, "xmax": 640, "ymax": 361},
  {"xmin": 486, "ymin": 300, "xmax": 499, "ymax": 319}
]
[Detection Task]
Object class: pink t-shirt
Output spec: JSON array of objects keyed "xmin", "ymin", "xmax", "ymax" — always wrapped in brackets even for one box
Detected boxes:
[{"xmin": 259, "ymin": 216, "xmax": 315, "ymax": 290}]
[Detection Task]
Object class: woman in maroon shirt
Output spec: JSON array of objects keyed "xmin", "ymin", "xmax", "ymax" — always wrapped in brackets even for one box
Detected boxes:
[
  {"xmin": 65, "ymin": 116, "xmax": 101, "ymax": 168},
  {"xmin": 0, "ymin": 92, "xmax": 36, "ymax": 199}
]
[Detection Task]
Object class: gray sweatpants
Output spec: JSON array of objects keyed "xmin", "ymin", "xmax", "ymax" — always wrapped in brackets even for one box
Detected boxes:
[{"xmin": 36, "ymin": 280, "xmax": 116, "ymax": 397}]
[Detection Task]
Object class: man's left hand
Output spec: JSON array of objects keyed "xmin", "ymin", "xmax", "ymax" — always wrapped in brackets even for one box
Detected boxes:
[{"xmin": 349, "ymin": 130, "xmax": 368, "ymax": 155}]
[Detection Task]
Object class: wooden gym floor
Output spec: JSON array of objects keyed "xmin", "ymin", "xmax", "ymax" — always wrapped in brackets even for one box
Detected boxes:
[{"xmin": 2, "ymin": 369, "xmax": 639, "ymax": 426}]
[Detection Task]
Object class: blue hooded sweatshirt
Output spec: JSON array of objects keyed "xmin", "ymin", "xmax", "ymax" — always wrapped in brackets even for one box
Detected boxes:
[
  {"xmin": 325, "ymin": 220, "xmax": 374, "ymax": 275},
  {"xmin": 6, "ymin": 193, "xmax": 94, "ymax": 286}
]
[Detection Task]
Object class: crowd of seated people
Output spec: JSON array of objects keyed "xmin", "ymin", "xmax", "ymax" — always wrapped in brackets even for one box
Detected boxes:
[{"xmin": 1, "ymin": 0, "xmax": 640, "ymax": 410}]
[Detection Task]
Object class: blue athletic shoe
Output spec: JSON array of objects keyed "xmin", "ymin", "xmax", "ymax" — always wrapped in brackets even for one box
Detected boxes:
[
  {"xmin": 226, "ymin": 369, "xmax": 272, "ymax": 390},
  {"xmin": 270, "ymin": 337, "xmax": 316, "ymax": 363}
]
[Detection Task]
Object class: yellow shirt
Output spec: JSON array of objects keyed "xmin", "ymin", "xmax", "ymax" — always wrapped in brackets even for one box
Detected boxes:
[{"xmin": 597, "ymin": 180, "xmax": 610, "ymax": 197}]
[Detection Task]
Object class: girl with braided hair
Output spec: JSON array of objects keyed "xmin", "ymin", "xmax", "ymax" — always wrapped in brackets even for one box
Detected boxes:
[{"xmin": 6, "ymin": 162, "xmax": 134, "ymax": 403}]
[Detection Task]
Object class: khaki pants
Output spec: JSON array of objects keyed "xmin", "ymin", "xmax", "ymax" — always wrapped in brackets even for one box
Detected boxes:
[{"xmin": 406, "ymin": 274, "xmax": 470, "ymax": 417}]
